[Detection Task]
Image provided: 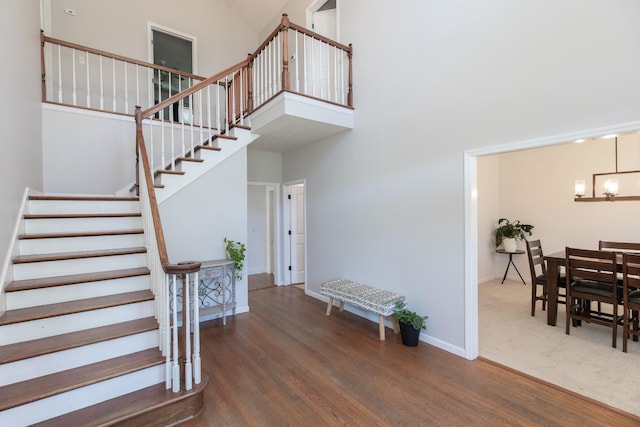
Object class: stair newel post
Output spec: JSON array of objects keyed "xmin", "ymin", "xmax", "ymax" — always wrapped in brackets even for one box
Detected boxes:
[
  {"xmin": 347, "ymin": 44, "xmax": 353, "ymax": 108},
  {"xmin": 182, "ymin": 268, "xmax": 192, "ymax": 390},
  {"xmin": 165, "ymin": 261, "xmax": 201, "ymax": 392},
  {"xmin": 193, "ymin": 270, "xmax": 201, "ymax": 384},
  {"xmin": 281, "ymin": 14, "xmax": 290, "ymax": 91},
  {"xmin": 171, "ymin": 272, "xmax": 180, "ymax": 392}
]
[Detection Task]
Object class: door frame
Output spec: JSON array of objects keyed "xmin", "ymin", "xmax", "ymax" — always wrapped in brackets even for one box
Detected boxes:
[
  {"xmin": 306, "ymin": 0, "xmax": 340, "ymax": 40},
  {"xmin": 248, "ymin": 182, "xmax": 282, "ymax": 283},
  {"xmin": 147, "ymin": 22, "xmax": 198, "ymax": 74},
  {"xmin": 283, "ymin": 179, "xmax": 307, "ymax": 287}
]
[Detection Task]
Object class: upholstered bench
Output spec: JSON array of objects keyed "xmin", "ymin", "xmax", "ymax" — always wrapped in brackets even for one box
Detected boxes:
[{"xmin": 320, "ymin": 279, "xmax": 405, "ymax": 340}]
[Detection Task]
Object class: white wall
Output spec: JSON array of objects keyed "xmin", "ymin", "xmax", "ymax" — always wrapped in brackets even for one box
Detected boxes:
[
  {"xmin": 248, "ymin": 185, "xmax": 268, "ymax": 274},
  {"xmin": 160, "ymin": 149, "xmax": 249, "ymax": 312},
  {"xmin": 247, "ymin": 149, "xmax": 282, "ymax": 183},
  {"xmin": 0, "ymin": 0, "xmax": 43, "ymax": 311},
  {"xmin": 47, "ymin": 0, "xmax": 259, "ymax": 76},
  {"xmin": 42, "ymin": 106, "xmax": 136, "ymax": 194},
  {"xmin": 280, "ymin": 0, "xmax": 640, "ymax": 354}
]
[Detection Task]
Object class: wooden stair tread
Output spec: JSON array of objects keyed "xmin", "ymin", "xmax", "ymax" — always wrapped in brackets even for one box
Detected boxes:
[
  {"xmin": 212, "ymin": 133, "xmax": 237, "ymax": 141},
  {"xmin": 19, "ymin": 228, "xmax": 144, "ymax": 240},
  {"xmin": 196, "ymin": 144, "xmax": 221, "ymax": 152},
  {"xmin": 12, "ymin": 246, "xmax": 146, "ymax": 264},
  {"xmin": 0, "ymin": 317, "xmax": 159, "ymax": 364},
  {"xmin": 24, "ymin": 212, "xmax": 141, "ymax": 219},
  {"xmin": 0, "ymin": 290, "xmax": 154, "ymax": 326},
  {"xmin": 6, "ymin": 266, "xmax": 150, "ymax": 292},
  {"xmin": 157, "ymin": 169, "xmax": 185, "ymax": 176},
  {"xmin": 29, "ymin": 375, "xmax": 209, "ymax": 427},
  {"xmin": 0, "ymin": 348, "xmax": 164, "ymax": 412},
  {"xmin": 177, "ymin": 156, "xmax": 204, "ymax": 163},
  {"xmin": 29, "ymin": 195, "xmax": 139, "ymax": 202}
]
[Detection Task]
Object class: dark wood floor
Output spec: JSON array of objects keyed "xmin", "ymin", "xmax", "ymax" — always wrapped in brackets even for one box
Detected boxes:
[
  {"xmin": 248, "ymin": 273, "xmax": 276, "ymax": 292},
  {"xmin": 182, "ymin": 286, "xmax": 640, "ymax": 426}
]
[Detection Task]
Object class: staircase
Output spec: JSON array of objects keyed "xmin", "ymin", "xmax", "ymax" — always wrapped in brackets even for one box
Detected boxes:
[{"xmin": 0, "ymin": 195, "xmax": 205, "ymax": 426}]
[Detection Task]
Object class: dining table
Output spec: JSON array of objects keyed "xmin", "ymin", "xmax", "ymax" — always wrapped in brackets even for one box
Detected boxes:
[{"xmin": 543, "ymin": 250, "xmax": 624, "ymax": 326}]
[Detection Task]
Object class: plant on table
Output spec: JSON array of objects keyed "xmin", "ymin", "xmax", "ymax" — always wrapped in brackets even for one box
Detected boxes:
[
  {"xmin": 494, "ymin": 218, "xmax": 534, "ymax": 248},
  {"xmin": 224, "ymin": 237, "xmax": 246, "ymax": 280}
]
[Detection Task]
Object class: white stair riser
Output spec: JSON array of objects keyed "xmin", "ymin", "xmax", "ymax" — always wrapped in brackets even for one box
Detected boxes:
[
  {"xmin": 28, "ymin": 200, "xmax": 140, "ymax": 215},
  {"xmin": 24, "ymin": 216, "xmax": 142, "ymax": 234},
  {"xmin": 0, "ymin": 301, "xmax": 155, "ymax": 345},
  {"xmin": 6, "ymin": 275, "xmax": 150, "ymax": 310},
  {"xmin": 0, "ymin": 330, "xmax": 159, "ymax": 386},
  {"xmin": 13, "ymin": 253, "xmax": 147, "ymax": 280},
  {"xmin": 0, "ymin": 364, "xmax": 165, "ymax": 426},
  {"xmin": 19, "ymin": 233, "xmax": 145, "ymax": 255}
]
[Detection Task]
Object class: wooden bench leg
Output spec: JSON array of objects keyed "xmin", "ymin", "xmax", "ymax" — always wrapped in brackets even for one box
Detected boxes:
[
  {"xmin": 326, "ymin": 297, "xmax": 334, "ymax": 316},
  {"xmin": 392, "ymin": 313, "xmax": 400, "ymax": 334},
  {"xmin": 379, "ymin": 314, "xmax": 385, "ymax": 340},
  {"xmin": 339, "ymin": 301, "xmax": 344, "ymax": 311}
]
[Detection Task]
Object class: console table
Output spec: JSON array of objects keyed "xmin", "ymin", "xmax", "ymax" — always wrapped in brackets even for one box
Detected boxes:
[{"xmin": 171, "ymin": 259, "xmax": 236, "ymax": 325}]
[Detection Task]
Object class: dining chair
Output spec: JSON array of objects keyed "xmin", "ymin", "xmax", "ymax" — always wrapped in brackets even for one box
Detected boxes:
[
  {"xmin": 565, "ymin": 247, "xmax": 621, "ymax": 348},
  {"xmin": 622, "ymin": 252, "xmax": 640, "ymax": 352},
  {"xmin": 599, "ymin": 240, "xmax": 640, "ymax": 253},
  {"xmin": 526, "ymin": 239, "xmax": 565, "ymax": 317}
]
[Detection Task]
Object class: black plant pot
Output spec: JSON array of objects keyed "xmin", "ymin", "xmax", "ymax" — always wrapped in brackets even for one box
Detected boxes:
[{"xmin": 399, "ymin": 322, "xmax": 421, "ymax": 347}]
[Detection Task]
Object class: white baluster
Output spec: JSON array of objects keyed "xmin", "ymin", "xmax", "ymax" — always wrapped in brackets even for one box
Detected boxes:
[
  {"xmin": 294, "ymin": 30, "xmax": 299, "ymax": 92},
  {"xmin": 72, "ymin": 48, "xmax": 77, "ymax": 105},
  {"xmin": 85, "ymin": 51, "xmax": 90, "ymax": 107},
  {"xmin": 99, "ymin": 55, "xmax": 104, "ymax": 110},
  {"xmin": 207, "ymin": 84, "xmax": 212, "ymax": 137},
  {"xmin": 135, "ymin": 64, "xmax": 140, "ymax": 108},
  {"xmin": 112, "ymin": 58, "xmax": 116, "ymax": 111},
  {"xmin": 124, "ymin": 61, "xmax": 129, "ymax": 113},
  {"xmin": 303, "ymin": 35, "xmax": 308, "ymax": 95},
  {"xmin": 57, "ymin": 45, "xmax": 63, "ymax": 102},
  {"xmin": 216, "ymin": 81, "xmax": 220, "ymax": 133},
  {"xmin": 311, "ymin": 38, "xmax": 316, "ymax": 97},
  {"xmin": 239, "ymin": 67, "xmax": 244, "ymax": 126}
]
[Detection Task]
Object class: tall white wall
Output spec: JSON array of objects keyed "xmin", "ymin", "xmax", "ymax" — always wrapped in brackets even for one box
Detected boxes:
[
  {"xmin": 280, "ymin": 0, "xmax": 640, "ymax": 353},
  {"xmin": 0, "ymin": 1, "xmax": 42, "ymax": 300},
  {"xmin": 160, "ymin": 150, "xmax": 249, "ymax": 312},
  {"xmin": 47, "ymin": 0, "xmax": 259, "ymax": 76}
]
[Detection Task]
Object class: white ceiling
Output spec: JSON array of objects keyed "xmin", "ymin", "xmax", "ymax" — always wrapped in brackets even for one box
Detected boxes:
[{"xmin": 225, "ymin": 0, "xmax": 290, "ymax": 34}]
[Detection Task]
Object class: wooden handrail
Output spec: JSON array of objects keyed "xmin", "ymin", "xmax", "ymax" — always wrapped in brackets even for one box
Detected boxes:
[
  {"xmin": 140, "ymin": 59, "xmax": 249, "ymax": 120},
  {"xmin": 42, "ymin": 34, "xmax": 207, "ymax": 82},
  {"xmin": 134, "ymin": 106, "xmax": 169, "ymax": 268}
]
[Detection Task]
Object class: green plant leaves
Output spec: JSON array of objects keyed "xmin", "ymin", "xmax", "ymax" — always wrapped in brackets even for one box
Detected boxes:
[{"xmin": 224, "ymin": 237, "xmax": 246, "ymax": 280}]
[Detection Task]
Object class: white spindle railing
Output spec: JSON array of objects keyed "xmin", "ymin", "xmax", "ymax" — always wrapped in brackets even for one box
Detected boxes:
[{"xmin": 41, "ymin": 34, "xmax": 205, "ymax": 116}]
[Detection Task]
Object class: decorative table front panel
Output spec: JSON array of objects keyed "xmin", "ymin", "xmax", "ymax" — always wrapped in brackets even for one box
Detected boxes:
[{"xmin": 171, "ymin": 259, "xmax": 236, "ymax": 325}]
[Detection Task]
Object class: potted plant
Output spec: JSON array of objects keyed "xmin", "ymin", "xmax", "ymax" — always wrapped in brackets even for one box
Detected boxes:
[
  {"xmin": 224, "ymin": 237, "xmax": 246, "ymax": 280},
  {"xmin": 393, "ymin": 301, "xmax": 427, "ymax": 347},
  {"xmin": 495, "ymin": 218, "xmax": 534, "ymax": 252}
]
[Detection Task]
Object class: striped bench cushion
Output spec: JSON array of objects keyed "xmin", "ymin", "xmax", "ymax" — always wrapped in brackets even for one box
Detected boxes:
[{"xmin": 320, "ymin": 279, "xmax": 405, "ymax": 316}]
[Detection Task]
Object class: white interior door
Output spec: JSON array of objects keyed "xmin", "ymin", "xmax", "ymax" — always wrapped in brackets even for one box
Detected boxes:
[
  {"xmin": 288, "ymin": 184, "xmax": 305, "ymax": 285},
  {"xmin": 312, "ymin": 8, "xmax": 336, "ymax": 38}
]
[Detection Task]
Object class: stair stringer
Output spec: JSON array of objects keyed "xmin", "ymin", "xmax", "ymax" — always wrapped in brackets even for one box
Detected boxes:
[{"xmin": 155, "ymin": 126, "xmax": 260, "ymax": 204}]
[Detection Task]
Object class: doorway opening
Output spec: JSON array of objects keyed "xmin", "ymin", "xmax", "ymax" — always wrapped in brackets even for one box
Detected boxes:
[
  {"xmin": 283, "ymin": 181, "xmax": 306, "ymax": 288},
  {"xmin": 307, "ymin": 0, "xmax": 338, "ymax": 40},
  {"xmin": 148, "ymin": 23, "xmax": 196, "ymax": 122},
  {"xmin": 464, "ymin": 120, "xmax": 640, "ymax": 361},
  {"xmin": 247, "ymin": 182, "xmax": 281, "ymax": 290}
]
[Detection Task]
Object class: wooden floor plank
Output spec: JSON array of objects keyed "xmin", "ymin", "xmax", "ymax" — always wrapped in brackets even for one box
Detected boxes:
[{"xmin": 181, "ymin": 286, "xmax": 640, "ymax": 426}]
